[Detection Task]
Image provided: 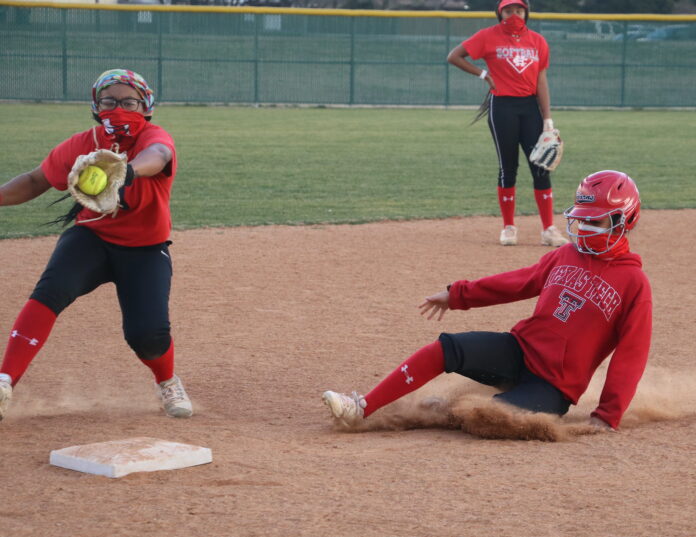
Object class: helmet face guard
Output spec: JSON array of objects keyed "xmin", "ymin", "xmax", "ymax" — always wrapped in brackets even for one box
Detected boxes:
[
  {"xmin": 563, "ymin": 208, "xmax": 627, "ymax": 255},
  {"xmin": 496, "ymin": 0, "xmax": 530, "ymax": 21},
  {"xmin": 564, "ymin": 170, "xmax": 640, "ymax": 256}
]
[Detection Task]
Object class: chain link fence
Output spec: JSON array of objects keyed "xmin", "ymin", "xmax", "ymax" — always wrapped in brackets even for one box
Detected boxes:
[{"xmin": 1, "ymin": 4, "xmax": 695, "ymax": 107}]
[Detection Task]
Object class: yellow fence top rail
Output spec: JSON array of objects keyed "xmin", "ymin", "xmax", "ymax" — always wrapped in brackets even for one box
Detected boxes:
[{"xmin": 1, "ymin": 1, "xmax": 696, "ymax": 21}]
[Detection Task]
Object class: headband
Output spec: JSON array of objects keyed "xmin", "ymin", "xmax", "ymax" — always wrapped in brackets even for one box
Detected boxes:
[{"xmin": 91, "ymin": 69, "xmax": 155, "ymax": 114}]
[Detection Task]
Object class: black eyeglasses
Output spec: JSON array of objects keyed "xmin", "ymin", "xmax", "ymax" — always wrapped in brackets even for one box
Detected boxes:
[{"xmin": 97, "ymin": 97, "xmax": 145, "ymax": 112}]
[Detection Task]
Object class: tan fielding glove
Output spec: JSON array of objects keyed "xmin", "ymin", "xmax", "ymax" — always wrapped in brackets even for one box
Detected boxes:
[{"xmin": 67, "ymin": 149, "xmax": 128, "ymax": 215}]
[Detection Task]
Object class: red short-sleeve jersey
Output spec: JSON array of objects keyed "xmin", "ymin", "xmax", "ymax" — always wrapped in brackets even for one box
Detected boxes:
[
  {"xmin": 463, "ymin": 24, "xmax": 549, "ymax": 97},
  {"xmin": 41, "ymin": 123, "xmax": 177, "ymax": 247}
]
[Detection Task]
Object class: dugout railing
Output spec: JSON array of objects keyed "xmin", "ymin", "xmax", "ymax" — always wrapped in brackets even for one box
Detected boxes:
[{"xmin": 1, "ymin": 2, "xmax": 695, "ymax": 108}]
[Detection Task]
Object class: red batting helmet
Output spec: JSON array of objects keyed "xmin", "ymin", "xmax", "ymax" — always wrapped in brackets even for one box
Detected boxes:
[
  {"xmin": 564, "ymin": 170, "xmax": 641, "ymax": 231},
  {"xmin": 564, "ymin": 170, "xmax": 641, "ymax": 254},
  {"xmin": 496, "ymin": 0, "xmax": 530, "ymax": 21}
]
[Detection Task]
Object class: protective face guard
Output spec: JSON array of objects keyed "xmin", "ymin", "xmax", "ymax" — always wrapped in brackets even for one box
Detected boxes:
[{"xmin": 563, "ymin": 205, "xmax": 626, "ymax": 255}]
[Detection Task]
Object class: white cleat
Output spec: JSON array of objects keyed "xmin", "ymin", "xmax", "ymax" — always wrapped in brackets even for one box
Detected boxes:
[
  {"xmin": 0, "ymin": 375, "xmax": 13, "ymax": 421},
  {"xmin": 499, "ymin": 225, "xmax": 518, "ymax": 246},
  {"xmin": 541, "ymin": 225, "xmax": 570, "ymax": 247},
  {"xmin": 156, "ymin": 375, "xmax": 193, "ymax": 418},
  {"xmin": 322, "ymin": 390, "xmax": 366, "ymax": 427}
]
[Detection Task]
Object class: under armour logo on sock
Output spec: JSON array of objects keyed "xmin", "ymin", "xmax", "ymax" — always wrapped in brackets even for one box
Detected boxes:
[
  {"xmin": 11, "ymin": 330, "xmax": 38, "ymax": 346},
  {"xmin": 401, "ymin": 365, "xmax": 414, "ymax": 384},
  {"xmin": 543, "ymin": 193, "xmax": 553, "ymax": 200},
  {"xmin": 502, "ymin": 196, "xmax": 514, "ymax": 202}
]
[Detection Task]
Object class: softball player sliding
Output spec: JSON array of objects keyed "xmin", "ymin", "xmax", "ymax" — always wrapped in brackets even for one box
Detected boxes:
[
  {"xmin": 448, "ymin": 0, "xmax": 568, "ymax": 247},
  {"xmin": 0, "ymin": 69, "xmax": 192, "ymax": 420},
  {"xmin": 324, "ymin": 171, "xmax": 652, "ymax": 431}
]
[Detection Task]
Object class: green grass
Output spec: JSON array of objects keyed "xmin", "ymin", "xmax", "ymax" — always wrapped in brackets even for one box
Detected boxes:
[{"xmin": 0, "ymin": 103, "xmax": 694, "ymax": 239}]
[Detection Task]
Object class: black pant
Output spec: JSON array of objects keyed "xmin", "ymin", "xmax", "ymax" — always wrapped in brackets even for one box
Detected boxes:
[
  {"xmin": 487, "ymin": 95, "xmax": 551, "ymax": 191},
  {"xmin": 30, "ymin": 225, "xmax": 173, "ymax": 360},
  {"xmin": 439, "ymin": 331, "xmax": 570, "ymax": 416}
]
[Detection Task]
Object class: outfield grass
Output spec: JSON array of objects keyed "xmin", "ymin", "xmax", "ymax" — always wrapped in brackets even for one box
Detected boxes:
[{"xmin": 0, "ymin": 103, "xmax": 694, "ymax": 239}]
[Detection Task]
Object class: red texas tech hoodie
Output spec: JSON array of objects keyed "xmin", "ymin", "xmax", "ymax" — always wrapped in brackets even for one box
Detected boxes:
[{"xmin": 448, "ymin": 243, "xmax": 652, "ymax": 429}]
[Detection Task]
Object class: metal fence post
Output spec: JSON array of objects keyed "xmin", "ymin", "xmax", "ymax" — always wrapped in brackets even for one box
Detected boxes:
[
  {"xmin": 620, "ymin": 20, "xmax": 627, "ymax": 107},
  {"xmin": 349, "ymin": 15, "xmax": 355, "ymax": 106},
  {"xmin": 157, "ymin": 11, "xmax": 163, "ymax": 101},
  {"xmin": 444, "ymin": 17, "xmax": 450, "ymax": 106},
  {"xmin": 254, "ymin": 13, "xmax": 259, "ymax": 104},
  {"xmin": 62, "ymin": 9, "xmax": 68, "ymax": 101}
]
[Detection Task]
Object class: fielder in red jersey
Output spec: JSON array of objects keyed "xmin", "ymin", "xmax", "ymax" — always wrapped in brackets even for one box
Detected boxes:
[
  {"xmin": 0, "ymin": 69, "xmax": 193, "ymax": 421},
  {"xmin": 448, "ymin": 0, "xmax": 568, "ymax": 248},
  {"xmin": 42, "ymin": 121, "xmax": 176, "ymax": 247},
  {"xmin": 323, "ymin": 171, "xmax": 652, "ymax": 431}
]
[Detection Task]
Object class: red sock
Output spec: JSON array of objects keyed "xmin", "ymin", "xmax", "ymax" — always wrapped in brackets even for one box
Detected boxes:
[
  {"xmin": 1, "ymin": 299, "xmax": 57, "ymax": 386},
  {"xmin": 139, "ymin": 340, "xmax": 174, "ymax": 384},
  {"xmin": 535, "ymin": 188, "xmax": 555, "ymax": 229},
  {"xmin": 497, "ymin": 186, "xmax": 516, "ymax": 226},
  {"xmin": 363, "ymin": 341, "xmax": 445, "ymax": 418}
]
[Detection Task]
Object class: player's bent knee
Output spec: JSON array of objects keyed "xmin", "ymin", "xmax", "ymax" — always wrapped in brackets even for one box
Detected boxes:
[{"xmin": 126, "ymin": 331, "xmax": 171, "ymax": 360}]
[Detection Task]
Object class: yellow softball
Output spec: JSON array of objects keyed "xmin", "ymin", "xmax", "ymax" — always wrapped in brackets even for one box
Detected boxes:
[{"xmin": 77, "ymin": 165, "xmax": 108, "ymax": 196}]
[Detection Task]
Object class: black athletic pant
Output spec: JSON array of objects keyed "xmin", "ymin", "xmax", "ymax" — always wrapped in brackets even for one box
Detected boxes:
[
  {"xmin": 439, "ymin": 331, "xmax": 571, "ymax": 416},
  {"xmin": 30, "ymin": 225, "xmax": 173, "ymax": 360},
  {"xmin": 487, "ymin": 95, "xmax": 551, "ymax": 190}
]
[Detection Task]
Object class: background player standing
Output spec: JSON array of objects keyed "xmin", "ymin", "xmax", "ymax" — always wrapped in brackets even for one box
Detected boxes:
[
  {"xmin": 0, "ymin": 69, "xmax": 192, "ymax": 420},
  {"xmin": 323, "ymin": 171, "xmax": 651, "ymax": 431},
  {"xmin": 448, "ymin": 0, "xmax": 568, "ymax": 247}
]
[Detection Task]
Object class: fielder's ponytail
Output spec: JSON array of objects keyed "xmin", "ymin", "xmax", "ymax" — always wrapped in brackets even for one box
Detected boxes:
[
  {"xmin": 470, "ymin": 91, "xmax": 492, "ymax": 125},
  {"xmin": 45, "ymin": 194, "xmax": 83, "ymax": 227}
]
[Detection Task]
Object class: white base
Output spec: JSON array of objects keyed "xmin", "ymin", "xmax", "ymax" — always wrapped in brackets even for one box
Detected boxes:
[{"xmin": 49, "ymin": 437, "xmax": 212, "ymax": 478}]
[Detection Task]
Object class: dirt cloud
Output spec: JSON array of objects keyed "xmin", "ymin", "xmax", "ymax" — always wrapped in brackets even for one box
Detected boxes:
[{"xmin": 337, "ymin": 366, "xmax": 696, "ymax": 441}]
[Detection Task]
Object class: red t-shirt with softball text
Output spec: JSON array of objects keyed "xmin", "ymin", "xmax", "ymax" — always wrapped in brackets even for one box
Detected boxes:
[
  {"xmin": 41, "ymin": 123, "xmax": 176, "ymax": 247},
  {"xmin": 448, "ymin": 244, "xmax": 652, "ymax": 429},
  {"xmin": 463, "ymin": 24, "xmax": 549, "ymax": 97}
]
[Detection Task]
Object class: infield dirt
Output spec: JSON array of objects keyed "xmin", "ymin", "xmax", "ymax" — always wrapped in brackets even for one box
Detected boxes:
[{"xmin": 1, "ymin": 211, "xmax": 694, "ymax": 537}]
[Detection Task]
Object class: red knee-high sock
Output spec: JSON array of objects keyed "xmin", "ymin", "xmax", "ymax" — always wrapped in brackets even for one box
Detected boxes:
[
  {"xmin": 535, "ymin": 188, "xmax": 555, "ymax": 229},
  {"xmin": 363, "ymin": 341, "xmax": 445, "ymax": 418},
  {"xmin": 1, "ymin": 299, "xmax": 57, "ymax": 386},
  {"xmin": 497, "ymin": 186, "xmax": 516, "ymax": 227},
  {"xmin": 139, "ymin": 340, "xmax": 174, "ymax": 384}
]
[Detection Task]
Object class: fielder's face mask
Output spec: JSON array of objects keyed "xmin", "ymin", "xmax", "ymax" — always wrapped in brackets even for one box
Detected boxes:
[{"xmin": 98, "ymin": 108, "xmax": 148, "ymax": 139}]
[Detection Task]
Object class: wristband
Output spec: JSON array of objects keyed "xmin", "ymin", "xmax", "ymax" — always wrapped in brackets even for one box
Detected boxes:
[
  {"xmin": 124, "ymin": 164, "xmax": 135, "ymax": 186},
  {"xmin": 543, "ymin": 119, "xmax": 554, "ymax": 131},
  {"xmin": 478, "ymin": 69, "xmax": 488, "ymax": 80}
]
